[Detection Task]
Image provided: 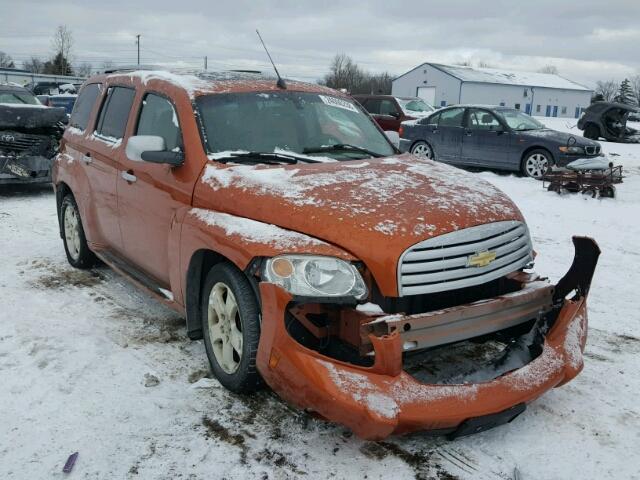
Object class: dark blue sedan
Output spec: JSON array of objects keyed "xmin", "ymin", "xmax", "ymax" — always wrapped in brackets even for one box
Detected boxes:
[{"xmin": 399, "ymin": 105, "xmax": 602, "ymax": 178}]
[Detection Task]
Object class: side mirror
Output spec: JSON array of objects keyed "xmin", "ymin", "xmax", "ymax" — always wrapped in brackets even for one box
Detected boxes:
[
  {"xmin": 126, "ymin": 135, "xmax": 184, "ymax": 166},
  {"xmin": 384, "ymin": 130, "xmax": 400, "ymax": 147},
  {"xmin": 389, "ymin": 111, "xmax": 401, "ymax": 119}
]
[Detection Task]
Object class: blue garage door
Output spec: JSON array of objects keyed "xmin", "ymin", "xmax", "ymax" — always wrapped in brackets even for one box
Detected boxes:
[
  {"xmin": 552, "ymin": 106, "xmax": 558, "ymax": 117},
  {"xmin": 575, "ymin": 107, "xmax": 581, "ymax": 118},
  {"xmin": 525, "ymin": 103, "xmax": 531, "ymax": 114},
  {"xmin": 545, "ymin": 105, "xmax": 551, "ymax": 117}
]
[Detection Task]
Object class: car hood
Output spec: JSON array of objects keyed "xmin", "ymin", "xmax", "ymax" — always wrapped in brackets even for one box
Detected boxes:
[
  {"xmin": 193, "ymin": 154, "xmax": 524, "ymax": 295},
  {"xmin": 521, "ymin": 128, "xmax": 599, "ymax": 146}
]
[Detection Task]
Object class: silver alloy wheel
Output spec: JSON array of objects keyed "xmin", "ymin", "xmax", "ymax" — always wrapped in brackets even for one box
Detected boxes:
[
  {"xmin": 525, "ymin": 153, "xmax": 549, "ymax": 178},
  {"xmin": 207, "ymin": 282, "xmax": 243, "ymax": 374},
  {"xmin": 63, "ymin": 204, "xmax": 81, "ymax": 261},
  {"xmin": 411, "ymin": 142, "xmax": 432, "ymax": 159}
]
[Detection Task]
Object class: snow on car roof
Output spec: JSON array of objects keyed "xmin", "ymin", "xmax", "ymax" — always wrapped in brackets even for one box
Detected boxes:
[{"xmin": 431, "ymin": 63, "xmax": 591, "ymax": 91}]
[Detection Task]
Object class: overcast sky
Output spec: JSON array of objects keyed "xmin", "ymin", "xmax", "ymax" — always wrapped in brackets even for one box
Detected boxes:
[{"xmin": 2, "ymin": 0, "xmax": 639, "ymax": 87}]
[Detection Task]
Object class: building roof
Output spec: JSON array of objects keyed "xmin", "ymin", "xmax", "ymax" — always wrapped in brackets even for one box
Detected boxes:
[{"xmin": 395, "ymin": 63, "xmax": 592, "ymax": 92}]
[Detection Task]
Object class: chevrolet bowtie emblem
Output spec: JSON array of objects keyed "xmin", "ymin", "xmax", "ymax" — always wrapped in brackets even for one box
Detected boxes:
[{"xmin": 467, "ymin": 250, "xmax": 497, "ymax": 267}]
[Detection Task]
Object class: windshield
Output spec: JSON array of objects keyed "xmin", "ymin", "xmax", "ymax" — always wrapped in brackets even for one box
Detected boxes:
[
  {"xmin": 496, "ymin": 109, "xmax": 544, "ymax": 131},
  {"xmin": 0, "ymin": 89, "xmax": 41, "ymax": 105},
  {"xmin": 396, "ymin": 97, "xmax": 434, "ymax": 116},
  {"xmin": 196, "ymin": 91, "xmax": 395, "ymax": 160}
]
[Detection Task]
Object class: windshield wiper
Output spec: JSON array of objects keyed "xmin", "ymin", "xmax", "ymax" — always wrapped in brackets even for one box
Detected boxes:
[
  {"xmin": 216, "ymin": 151, "xmax": 321, "ymax": 165},
  {"xmin": 302, "ymin": 144, "xmax": 384, "ymax": 158}
]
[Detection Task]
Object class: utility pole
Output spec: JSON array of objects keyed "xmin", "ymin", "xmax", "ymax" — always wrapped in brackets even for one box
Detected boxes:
[
  {"xmin": 204, "ymin": 56, "xmax": 207, "ymax": 71},
  {"xmin": 136, "ymin": 34, "xmax": 141, "ymax": 65}
]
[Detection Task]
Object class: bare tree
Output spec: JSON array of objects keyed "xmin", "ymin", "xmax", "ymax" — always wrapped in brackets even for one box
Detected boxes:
[
  {"xmin": 23, "ymin": 57, "xmax": 44, "ymax": 73},
  {"xmin": 75, "ymin": 62, "xmax": 93, "ymax": 77},
  {"xmin": 476, "ymin": 61, "xmax": 494, "ymax": 69},
  {"xmin": 630, "ymin": 75, "xmax": 640, "ymax": 107},
  {"xmin": 538, "ymin": 65, "xmax": 558, "ymax": 75},
  {"xmin": 454, "ymin": 61, "xmax": 472, "ymax": 67},
  {"xmin": 321, "ymin": 53, "xmax": 366, "ymax": 93},
  {"xmin": 50, "ymin": 25, "xmax": 74, "ymax": 75},
  {"xmin": 595, "ymin": 80, "xmax": 618, "ymax": 102},
  {"xmin": 0, "ymin": 51, "xmax": 15, "ymax": 68}
]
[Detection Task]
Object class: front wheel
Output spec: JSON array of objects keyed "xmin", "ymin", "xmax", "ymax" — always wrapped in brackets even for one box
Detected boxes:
[
  {"xmin": 201, "ymin": 263, "xmax": 262, "ymax": 393},
  {"xmin": 61, "ymin": 195, "xmax": 97, "ymax": 269},
  {"xmin": 410, "ymin": 141, "xmax": 434, "ymax": 159},
  {"xmin": 521, "ymin": 149, "xmax": 552, "ymax": 179}
]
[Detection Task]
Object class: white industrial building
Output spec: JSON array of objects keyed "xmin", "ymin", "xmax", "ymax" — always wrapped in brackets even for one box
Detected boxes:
[{"xmin": 392, "ymin": 63, "xmax": 593, "ymax": 119}]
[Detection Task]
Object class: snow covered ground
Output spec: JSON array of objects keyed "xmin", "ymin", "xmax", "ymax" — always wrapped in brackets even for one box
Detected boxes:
[{"xmin": 1, "ymin": 118, "xmax": 639, "ymax": 479}]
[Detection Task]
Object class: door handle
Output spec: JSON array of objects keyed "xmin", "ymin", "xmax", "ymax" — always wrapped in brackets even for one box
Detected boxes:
[
  {"xmin": 121, "ymin": 170, "xmax": 137, "ymax": 183},
  {"xmin": 82, "ymin": 153, "xmax": 92, "ymax": 164}
]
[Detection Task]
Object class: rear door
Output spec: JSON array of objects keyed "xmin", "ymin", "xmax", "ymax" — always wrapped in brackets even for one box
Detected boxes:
[
  {"xmin": 116, "ymin": 92, "xmax": 185, "ymax": 285},
  {"xmin": 86, "ymin": 86, "xmax": 136, "ymax": 251},
  {"xmin": 434, "ymin": 107, "xmax": 464, "ymax": 163},
  {"xmin": 364, "ymin": 98, "xmax": 402, "ymax": 131},
  {"xmin": 461, "ymin": 108, "xmax": 510, "ymax": 167}
]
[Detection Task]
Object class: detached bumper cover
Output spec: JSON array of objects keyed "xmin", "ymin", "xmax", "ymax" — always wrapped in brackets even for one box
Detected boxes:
[
  {"xmin": 256, "ymin": 237, "xmax": 599, "ymax": 440},
  {"xmin": 0, "ymin": 154, "xmax": 52, "ymax": 183}
]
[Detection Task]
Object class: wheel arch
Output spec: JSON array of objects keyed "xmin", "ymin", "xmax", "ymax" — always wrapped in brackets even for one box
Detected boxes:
[
  {"xmin": 582, "ymin": 121, "xmax": 602, "ymax": 137},
  {"xmin": 55, "ymin": 181, "xmax": 73, "ymax": 238},
  {"xmin": 521, "ymin": 145, "xmax": 555, "ymax": 166}
]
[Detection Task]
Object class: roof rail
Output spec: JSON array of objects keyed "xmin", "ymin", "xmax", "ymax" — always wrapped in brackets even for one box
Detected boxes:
[{"xmin": 102, "ymin": 64, "xmax": 164, "ymax": 74}]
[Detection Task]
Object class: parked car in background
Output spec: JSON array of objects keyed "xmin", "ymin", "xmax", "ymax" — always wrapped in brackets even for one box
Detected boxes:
[
  {"xmin": 578, "ymin": 102, "xmax": 640, "ymax": 143},
  {"xmin": 45, "ymin": 93, "xmax": 78, "ymax": 115},
  {"xmin": 53, "ymin": 69, "xmax": 598, "ymax": 440},
  {"xmin": 399, "ymin": 105, "xmax": 603, "ymax": 178},
  {"xmin": 0, "ymin": 83, "xmax": 66, "ymax": 184},
  {"xmin": 24, "ymin": 81, "xmax": 77, "ymax": 96},
  {"xmin": 353, "ymin": 94, "xmax": 435, "ymax": 132}
]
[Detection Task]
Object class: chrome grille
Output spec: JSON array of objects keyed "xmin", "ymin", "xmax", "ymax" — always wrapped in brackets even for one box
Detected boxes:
[
  {"xmin": 398, "ymin": 221, "xmax": 533, "ymax": 296},
  {"xmin": 0, "ymin": 134, "xmax": 44, "ymax": 153}
]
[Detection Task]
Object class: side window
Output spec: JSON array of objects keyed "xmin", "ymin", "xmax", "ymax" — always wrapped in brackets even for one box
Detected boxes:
[
  {"xmin": 466, "ymin": 109, "xmax": 501, "ymax": 130},
  {"xmin": 69, "ymin": 84, "xmax": 100, "ymax": 130},
  {"xmin": 95, "ymin": 87, "xmax": 136, "ymax": 140},
  {"xmin": 379, "ymin": 99, "xmax": 399, "ymax": 116},
  {"xmin": 363, "ymin": 99, "xmax": 381, "ymax": 114},
  {"xmin": 136, "ymin": 93, "xmax": 182, "ymax": 151},
  {"xmin": 438, "ymin": 107, "xmax": 464, "ymax": 127}
]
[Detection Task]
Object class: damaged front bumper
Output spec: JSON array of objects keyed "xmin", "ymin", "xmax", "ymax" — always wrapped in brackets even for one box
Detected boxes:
[
  {"xmin": 0, "ymin": 154, "xmax": 52, "ymax": 184},
  {"xmin": 256, "ymin": 237, "xmax": 600, "ymax": 440}
]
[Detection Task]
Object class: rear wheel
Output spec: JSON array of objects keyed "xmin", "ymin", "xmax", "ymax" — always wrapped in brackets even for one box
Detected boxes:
[
  {"xmin": 410, "ymin": 141, "xmax": 434, "ymax": 159},
  {"xmin": 521, "ymin": 149, "xmax": 552, "ymax": 179},
  {"xmin": 201, "ymin": 263, "xmax": 262, "ymax": 393},
  {"xmin": 61, "ymin": 195, "xmax": 96, "ymax": 269},
  {"xmin": 583, "ymin": 124, "xmax": 600, "ymax": 140}
]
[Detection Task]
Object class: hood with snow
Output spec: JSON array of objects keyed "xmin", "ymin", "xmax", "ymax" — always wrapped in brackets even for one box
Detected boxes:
[{"xmin": 193, "ymin": 154, "xmax": 523, "ymax": 294}]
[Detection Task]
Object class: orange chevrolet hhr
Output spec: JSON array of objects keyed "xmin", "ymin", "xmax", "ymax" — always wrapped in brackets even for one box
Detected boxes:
[{"xmin": 53, "ymin": 69, "xmax": 600, "ymax": 440}]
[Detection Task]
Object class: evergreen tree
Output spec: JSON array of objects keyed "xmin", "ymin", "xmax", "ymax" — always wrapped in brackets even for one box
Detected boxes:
[{"xmin": 615, "ymin": 78, "xmax": 635, "ymax": 105}]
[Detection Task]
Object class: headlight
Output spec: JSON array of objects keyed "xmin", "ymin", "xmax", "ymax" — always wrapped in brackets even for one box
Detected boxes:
[
  {"xmin": 559, "ymin": 146, "xmax": 585, "ymax": 154},
  {"xmin": 263, "ymin": 255, "xmax": 368, "ymax": 299}
]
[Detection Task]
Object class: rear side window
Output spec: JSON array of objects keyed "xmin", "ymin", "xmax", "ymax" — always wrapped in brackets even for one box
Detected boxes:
[
  {"xmin": 96, "ymin": 87, "xmax": 136, "ymax": 140},
  {"xmin": 363, "ymin": 99, "xmax": 381, "ymax": 114},
  {"xmin": 136, "ymin": 94, "xmax": 182, "ymax": 151},
  {"xmin": 438, "ymin": 107, "xmax": 464, "ymax": 127},
  {"xmin": 70, "ymin": 84, "xmax": 100, "ymax": 130}
]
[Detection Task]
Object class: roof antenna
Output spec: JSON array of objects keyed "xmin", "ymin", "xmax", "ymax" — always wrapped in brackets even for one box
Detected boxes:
[{"xmin": 256, "ymin": 29, "xmax": 286, "ymax": 89}]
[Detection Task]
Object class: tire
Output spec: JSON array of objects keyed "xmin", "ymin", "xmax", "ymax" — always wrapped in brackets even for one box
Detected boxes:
[
  {"xmin": 201, "ymin": 262, "xmax": 262, "ymax": 393},
  {"xmin": 410, "ymin": 141, "xmax": 434, "ymax": 160},
  {"xmin": 583, "ymin": 124, "xmax": 599, "ymax": 140},
  {"xmin": 521, "ymin": 149, "xmax": 552, "ymax": 179},
  {"xmin": 60, "ymin": 194, "xmax": 97, "ymax": 269}
]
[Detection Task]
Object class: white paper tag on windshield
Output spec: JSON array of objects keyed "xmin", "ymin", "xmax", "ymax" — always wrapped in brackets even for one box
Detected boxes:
[{"xmin": 318, "ymin": 95, "xmax": 359, "ymax": 113}]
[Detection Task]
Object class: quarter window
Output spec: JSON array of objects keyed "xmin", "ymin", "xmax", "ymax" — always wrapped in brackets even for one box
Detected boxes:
[
  {"xmin": 136, "ymin": 94, "xmax": 182, "ymax": 151},
  {"xmin": 95, "ymin": 87, "xmax": 136, "ymax": 140},
  {"xmin": 70, "ymin": 83, "xmax": 100, "ymax": 131},
  {"xmin": 379, "ymin": 100, "xmax": 399, "ymax": 116},
  {"xmin": 438, "ymin": 107, "xmax": 464, "ymax": 127}
]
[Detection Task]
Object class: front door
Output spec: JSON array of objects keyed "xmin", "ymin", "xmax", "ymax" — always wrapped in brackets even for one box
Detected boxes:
[
  {"xmin": 461, "ymin": 108, "xmax": 510, "ymax": 167},
  {"xmin": 434, "ymin": 107, "xmax": 464, "ymax": 163},
  {"xmin": 116, "ymin": 92, "xmax": 185, "ymax": 285}
]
